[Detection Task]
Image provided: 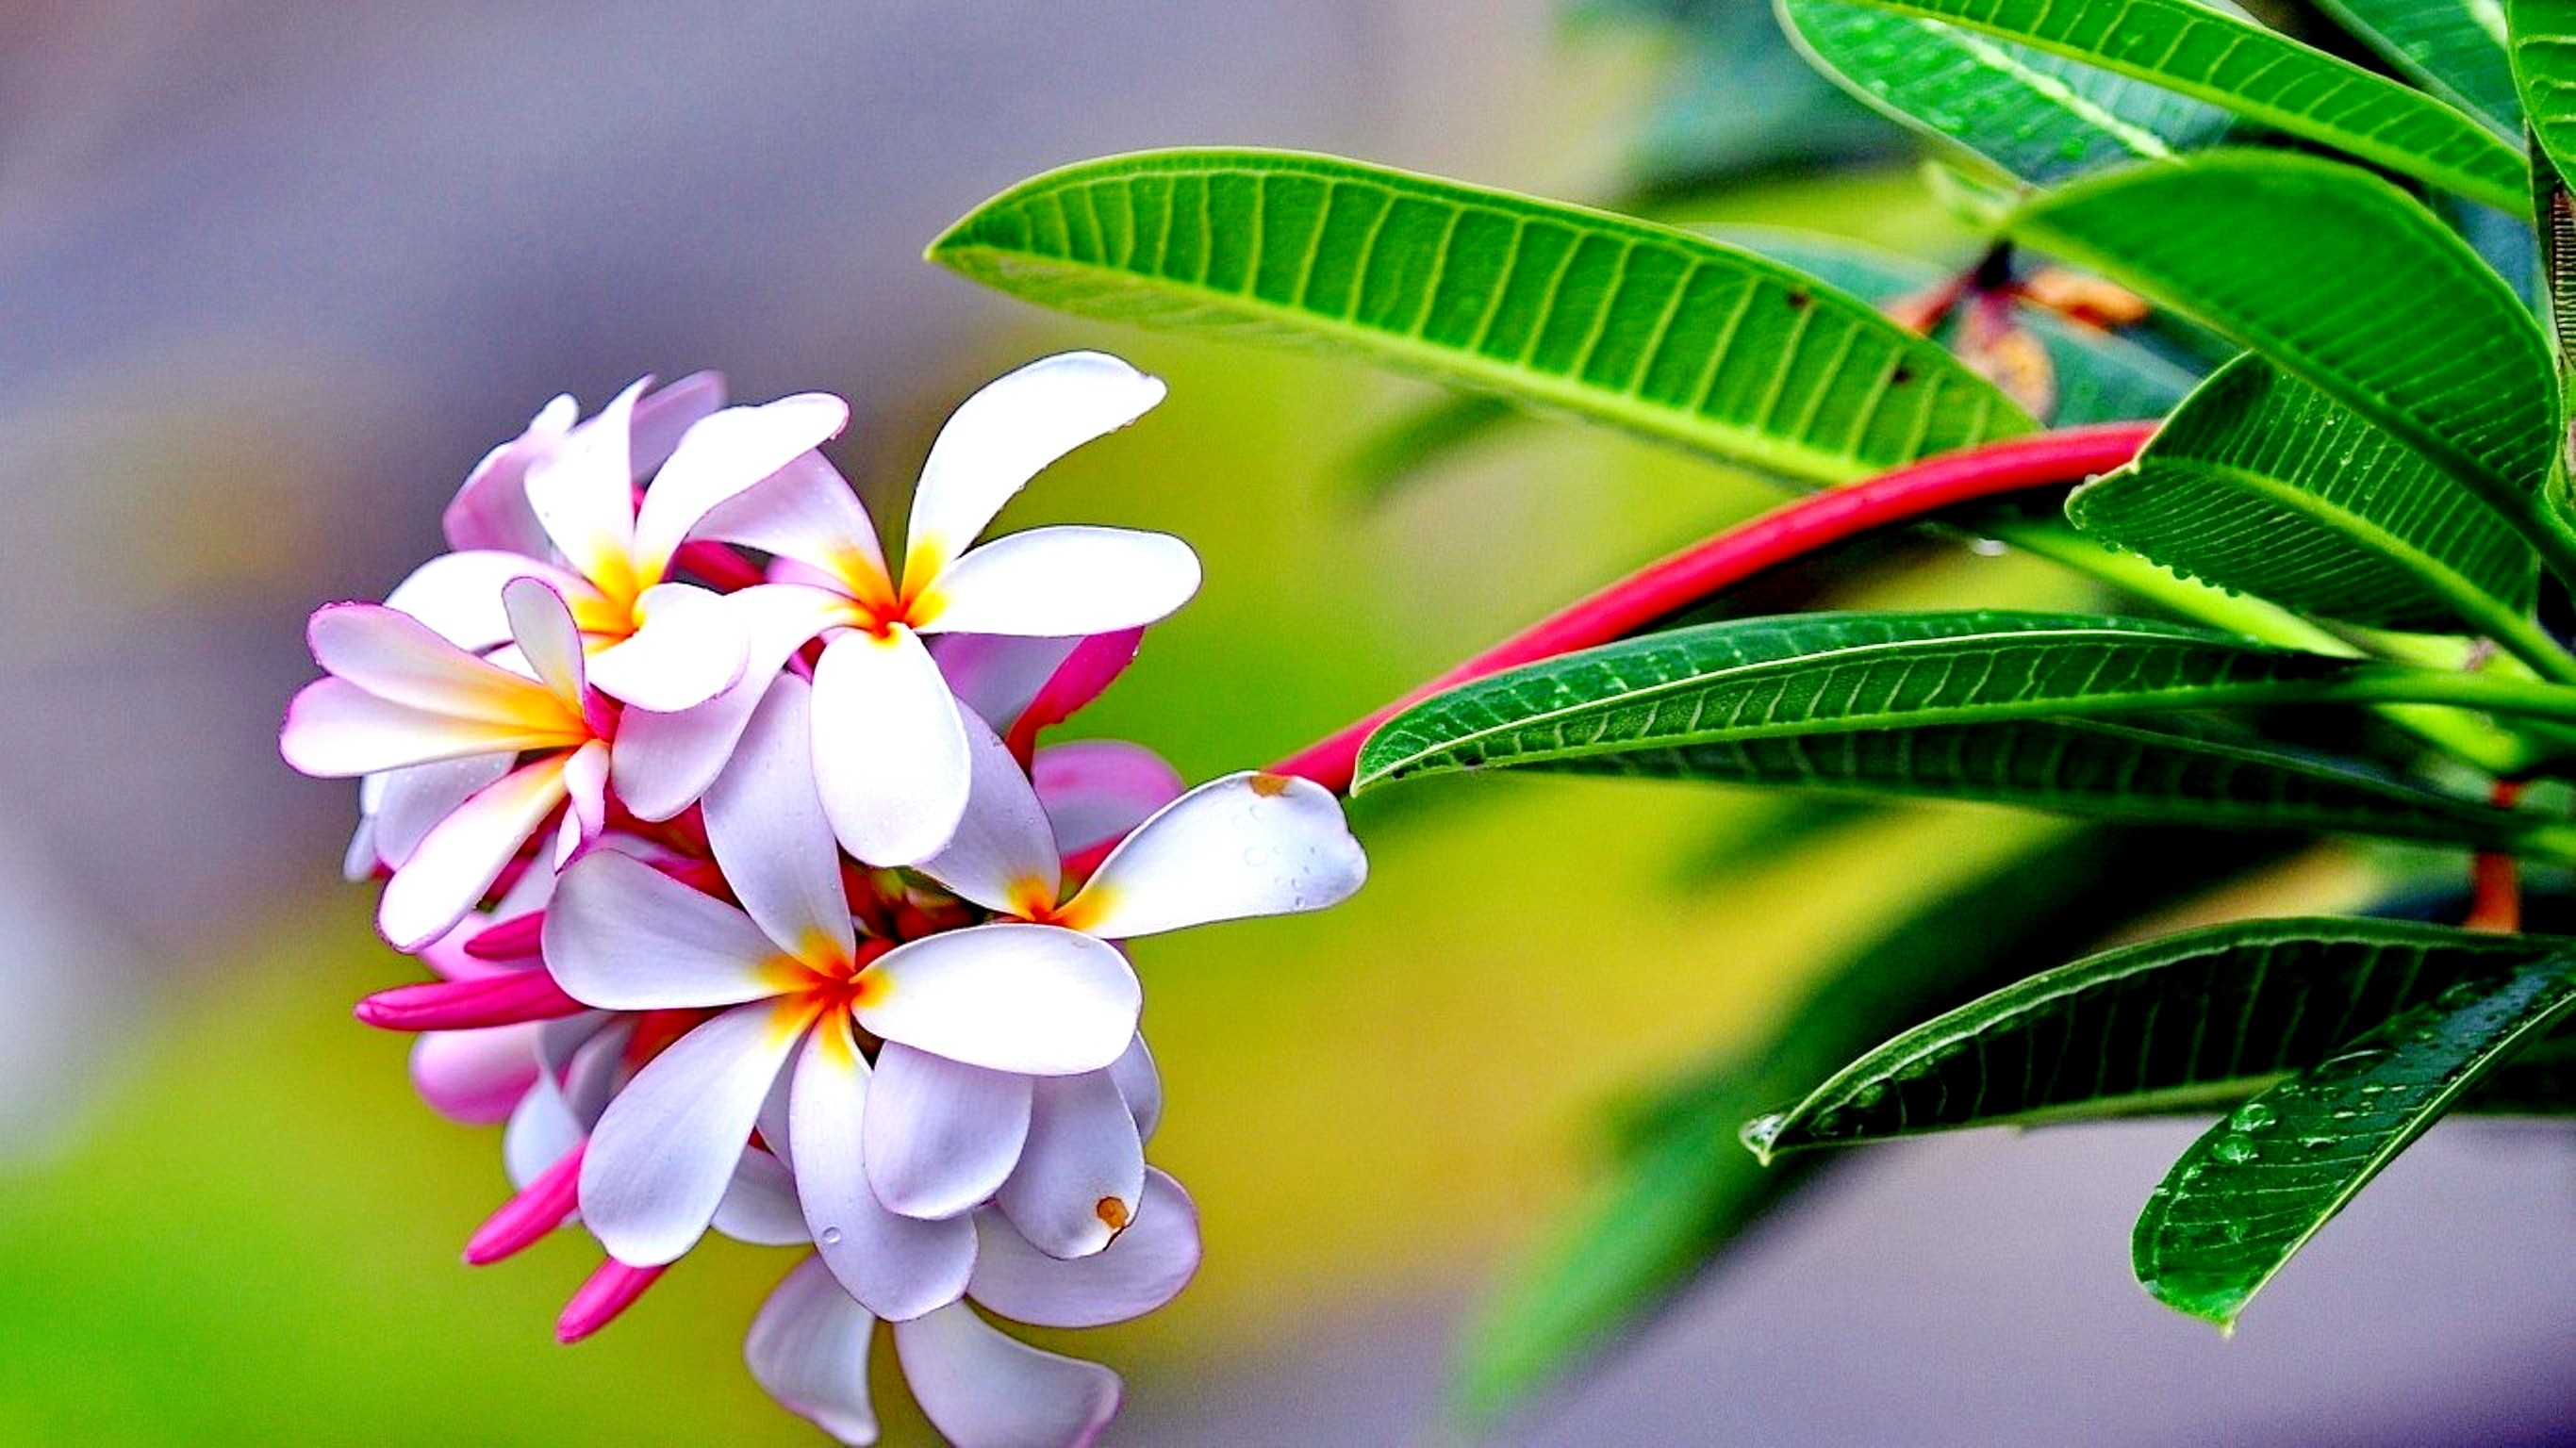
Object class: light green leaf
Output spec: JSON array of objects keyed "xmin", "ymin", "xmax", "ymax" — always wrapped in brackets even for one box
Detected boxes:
[
  {"xmin": 1779, "ymin": 0, "xmax": 2234, "ymax": 184},
  {"xmin": 2134, "ymin": 951, "xmax": 2576, "ymax": 1327},
  {"xmin": 928, "ymin": 149, "xmax": 2034, "ymax": 485},
  {"xmin": 2065, "ymin": 355, "xmax": 2545, "ymax": 643},
  {"xmin": 2320, "ymin": 0, "xmax": 2521, "ymax": 133},
  {"xmin": 2008, "ymin": 152, "xmax": 2574, "ymax": 583},
  {"xmin": 1742, "ymin": 917, "xmax": 2567, "ymax": 1159},
  {"xmin": 1828, "ymin": 0, "xmax": 2524, "ymax": 206}
]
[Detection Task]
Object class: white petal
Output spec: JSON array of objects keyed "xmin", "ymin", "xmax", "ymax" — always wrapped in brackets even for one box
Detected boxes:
[
  {"xmin": 995, "ymin": 1069, "xmax": 1144, "ymax": 1260},
  {"xmin": 443, "ymin": 394, "xmax": 575, "ymax": 555},
  {"xmin": 379, "ymin": 754, "xmax": 572, "ymax": 950},
  {"xmin": 892, "ymin": 1301, "xmax": 1122, "ymax": 1448},
  {"xmin": 383, "ymin": 551, "xmax": 588, "ymax": 651},
  {"xmin": 584, "ymin": 583, "xmax": 748, "ymax": 711},
  {"xmin": 857, "ymin": 925, "xmax": 1137, "ymax": 1077},
  {"xmin": 906, "ymin": 352, "xmax": 1164, "ymax": 581},
  {"xmin": 343, "ymin": 815, "xmax": 380, "ymax": 880},
  {"xmin": 1060, "ymin": 772, "xmax": 1366, "ymax": 941},
  {"xmin": 281, "ymin": 680, "xmax": 536, "ymax": 779},
  {"xmin": 554, "ymin": 740, "xmax": 612, "ymax": 864},
  {"xmin": 633, "ymin": 392, "xmax": 850, "ymax": 584},
  {"xmin": 630, "ymin": 371, "xmax": 729, "ymax": 476},
  {"xmin": 790, "ymin": 1014, "xmax": 977, "ymax": 1321},
  {"xmin": 524, "ymin": 378, "xmax": 646, "ymax": 592},
  {"xmin": 810, "ymin": 626, "xmax": 971, "ymax": 866},
  {"xmin": 504, "ymin": 1067, "xmax": 586, "ymax": 1189},
  {"xmin": 970, "ymin": 1168, "xmax": 1198, "ymax": 1327},
  {"xmin": 864, "ymin": 1043, "xmax": 1033, "ymax": 1221},
  {"xmin": 695, "ymin": 452, "xmax": 891, "ymax": 598},
  {"xmin": 917, "ymin": 711, "xmax": 1061, "ymax": 916},
  {"xmin": 608, "ymin": 583, "xmax": 848, "ymax": 820},
  {"xmin": 373, "ymin": 754, "xmax": 516, "ymax": 867},
  {"xmin": 581, "ymin": 997, "xmax": 813, "ymax": 1265},
  {"xmin": 543, "ymin": 848, "xmax": 794, "ymax": 1010},
  {"xmin": 306, "ymin": 601, "xmax": 572, "ymax": 725},
  {"xmin": 1033, "ymin": 741, "xmax": 1183, "ymax": 860},
  {"xmin": 715, "ymin": 1148, "xmax": 814, "ymax": 1247},
  {"xmin": 921, "ymin": 527, "xmax": 1199, "ymax": 638},
  {"xmin": 702, "ymin": 674, "xmax": 855, "ymax": 963},
  {"xmin": 410, "ymin": 1023, "xmax": 542, "ymax": 1125},
  {"xmin": 747, "ymin": 1256, "xmax": 880, "ymax": 1446},
  {"xmin": 932, "ymin": 634, "xmax": 1080, "ymax": 732},
  {"xmin": 501, "ymin": 576, "xmax": 588, "ymax": 711},
  {"xmin": 1106, "ymin": 1033, "xmax": 1162, "ymax": 1142}
]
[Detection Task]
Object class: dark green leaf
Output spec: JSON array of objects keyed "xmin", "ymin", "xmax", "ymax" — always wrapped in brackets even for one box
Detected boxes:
[
  {"xmin": 2319, "ymin": 0, "xmax": 2522, "ymax": 133},
  {"xmin": 1743, "ymin": 917, "xmax": 2568, "ymax": 1158},
  {"xmin": 2134, "ymin": 952, "xmax": 2576, "ymax": 1326},
  {"xmin": 2509, "ymin": 0, "xmax": 2576, "ymax": 197},
  {"xmin": 929, "ymin": 149, "xmax": 2034, "ymax": 485}
]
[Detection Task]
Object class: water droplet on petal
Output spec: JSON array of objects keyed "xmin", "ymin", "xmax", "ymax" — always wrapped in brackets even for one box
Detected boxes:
[{"xmin": 818, "ymin": 1227, "xmax": 844, "ymax": 1246}]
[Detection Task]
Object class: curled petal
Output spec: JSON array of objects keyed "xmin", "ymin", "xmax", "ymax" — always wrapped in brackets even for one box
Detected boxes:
[
  {"xmin": 906, "ymin": 351, "xmax": 1164, "ymax": 581},
  {"xmin": 921, "ymin": 527, "xmax": 1199, "ymax": 638},
  {"xmin": 810, "ymin": 625, "xmax": 971, "ymax": 866},
  {"xmin": 1106, "ymin": 1033, "xmax": 1162, "ymax": 1143},
  {"xmin": 702, "ymin": 675, "xmax": 855, "ymax": 963},
  {"xmin": 892, "ymin": 1300, "xmax": 1122, "ymax": 1448},
  {"xmin": 609, "ymin": 583, "xmax": 847, "ymax": 821},
  {"xmin": 1032, "ymin": 741, "xmax": 1183, "ymax": 862},
  {"xmin": 581, "ymin": 998, "xmax": 815, "ymax": 1266},
  {"xmin": 1058, "ymin": 771, "xmax": 1366, "ymax": 941},
  {"xmin": 584, "ymin": 583, "xmax": 748, "ymax": 712},
  {"xmin": 501, "ymin": 576, "xmax": 589, "ymax": 713},
  {"xmin": 747, "ymin": 1256, "xmax": 881, "ymax": 1446},
  {"xmin": 857, "ymin": 925, "xmax": 1138, "ymax": 1077},
  {"xmin": 524, "ymin": 378, "xmax": 646, "ymax": 595},
  {"xmin": 789, "ymin": 1014, "xmax": 976, "ymax": 1321},
  {"xmin": 632, "ymin": 392, "xmax": 850, "ymax": 584},
  {"xmin": 378, "ymin": 754, "xmax": 572, "ymax": 951},
  {"xmin": 865, "ymin": 1043, "xmax": 1034, "ymax": 1221},
  {"xmin": 995, "ymin": 1069, "xmax": 1144, "ymax": 1261},
  {"xmin": 970, "ymin": 1169, "xmax": 1198, "ymax": 1328},
  {"xmin": 543, "ymin": 849, "xmax": 791, "ymax": 1011},
  {"xmin": 918, "ymin": 712, "xmax": 1060, "ymax": 916}
]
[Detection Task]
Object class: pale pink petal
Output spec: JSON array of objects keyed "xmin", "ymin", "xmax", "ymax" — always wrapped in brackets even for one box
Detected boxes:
[
  {"xmin": 918, "ymin": 712, "xmax": 1061, "ymax": 916},
  {"xmin": 342, "ymin": 816, "xmax": 380, "ymax": 880},
  {"xmin": 1058, "ymin": 772, "xmax": 1366, "ymax": 941},
  {"xmin": 1012, "ymin": 629, "xmax": 1146, "ymax": 739},
  {"xmin": 410, "ymin": 1023, "xmax": 543, "ymax": 1125},
  {"xmin": 856, "ymin": 925, "xmax": 1136, "ymax": 1077},
  {"xmin": 524, "ymin": 378, "xmax": 646, "ymax": 592},
  {"xmin": 584, "ymin": 583, "xmax": 747, "ymax": 712},
  {"xmin": 373, "ymin": 754, "xmax": 516, "ymax": 867},
  {"xmin": 698, "ymin": 452, "xmax": 891, "ymax": 596},
  {"xmin": 633, "ymin": 392, "xmax": 850, "ymax": 584},
  {"xmin": 970, "ymin": 1169, "xmax": 1198, "ymax": 1327},
  {"xmin": 553, "ymin": 740, "xmax": 612, "ymax": 864},
  {"xmin": 379, "ymin": 754, "xmax": 572, "ymax": 950},
  {"xmin": 789, "ymin": 1013, "xmax": 977, "ymax": 1321},
  {"xmin": 281, "ymin": 680, "xmax": 534, "ymax": 778},
  {"xmin": 383, "ymin": 550, "xmax": 588, "ymax": 651},
  {"xmin": 810, "ymin": 625, "xmax": 971, "ymax": 866},
  {"xmin": 995, "ymin": 1069, "xmax": 1144, "ymax": 1260},
  {"xmin": 504, "ymin": 1070, "xmax": 586, "ymax": 1189},
  {"xmin": 715, "ymin": 1148, "xmax": 814, "ymax": 1247},
  {"xmin": 582, "ymin": 997, "xmax": 815, "ymax": 1266},
  {"xmin": 892, "ymin": 1300, "xmax": 1122, "ymax": 1448},
  {"xmin": 630, "ymin": 371, "xmax": 729, "ymax": 476},
  {"xmin": 931, "ymin": 634, "xmax": 1080, "ymax": 732},
  {"xmin": 543, "ymin": 849, "xmax": 794, "ymax": 1010},
  {"xmin": 702, "ymin": 675, "xmax": 856, "ymax": 963},
  {"xmin": 747, "ymin": 1256, "xmax": 881, "ymax": 1446},
  {"xmin": 502, "ymin": 576, "xmax": 589, "ymax": 712},
  {"xmin": 905, "ymin": 352, "xmax": 1165, "ymax": 582},
  {"xmin": 919, "ymin": 527, "xmax": 1199, "ymax": 638},
  {"xmin": 444, "ymin": 394, "xmax": 576, "ymax": 554},
  {"xmin": 1032, "ymin": 742, "xmax": 1183, "ymax": 860},
  {"xmin": 1106, "ymin": 1033, "xmax": 1162, "ymax": 1142},
  {"xmin": 306, "ymin": 602, "xmax": 572, "ymax": 725},
  {"xmin": 609, "ymin": 583, "xmax": 849, "ymax": 821},
  {"xmin": 864, "ymin": 1043, "xmax": 1033, "ymax": 1221}
]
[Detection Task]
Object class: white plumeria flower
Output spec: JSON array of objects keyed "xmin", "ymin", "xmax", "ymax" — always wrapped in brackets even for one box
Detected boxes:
[
  {"xmin": 541, "ymin": 674, "xmax": 1140, "ymax": 1318},
  {"xmin": 747, "ymin": 1170, "xmax": 1201, "ymax": 1448},
  {"xmin": 653, "ymin": 351, "xmax": 1199, "ymax": 864},
  {"xmin": 387, "ymin": 374, "xmax": 849, "ymax": 714},
  {"xmin": 282, "ymin": 577, "xmax": 621, "ymax": 949}
]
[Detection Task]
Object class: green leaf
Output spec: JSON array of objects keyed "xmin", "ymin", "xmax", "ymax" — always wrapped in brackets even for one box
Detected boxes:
[
  {"xmin": 2134, "ymin": 951, "xmax": 2576, "ymax": 1327},
  {"xmin": 1825, "ymin": 0, "xmax": 2525, "ymax": 206},
  {"xmin": 1742, "ymin": 917, "xmax": 2567, "ymax": 1159},
  {"xmin": 1778, "ymin": 0, "xmax": 2233, "ymax": 184},
  {"xmin": 2320, "ymin": 0, "xmax": 2522, "ymax": 133},
  {"xmin": 2008, "ymin": 153, "xmax": 2572, "ymax": 581},
  {"xmin": 928, "ymin": 149, "xmax": 2034, "ymax": 485},
  {"xmin": 1452, "ymin": 716, "xmax": 2576, "ymax": 856},
  {"xmin": 2509, "ymin": 0, "xmax": 2576, "ymax": 195},
  {"xmin": 2065, "ymin": 355, "xmax": 2543, "ymax": 639}
]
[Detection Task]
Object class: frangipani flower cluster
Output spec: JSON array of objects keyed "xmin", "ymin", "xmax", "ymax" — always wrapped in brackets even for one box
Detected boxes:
[{"xmin": 279, "ymin": 354, "xmax": 1368, "ymax": 1446}]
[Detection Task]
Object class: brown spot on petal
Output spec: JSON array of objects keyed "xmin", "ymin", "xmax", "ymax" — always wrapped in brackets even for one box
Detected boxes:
[
  {"xmin": 1095, "ymin": 1195, "xmax": 1132, "ymax": 1233},
  {"xmin": 1249, "ymin": 772, "xmax": 1295, "ymax": 798}
]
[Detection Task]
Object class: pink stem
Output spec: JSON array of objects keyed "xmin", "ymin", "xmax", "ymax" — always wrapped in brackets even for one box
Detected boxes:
[
  {"xmin": 464, "ymin": 1143, "xmax": 586, "ymax": 1265},
  {"xmin": 1271, "ymin": 423, "xmax": 2155, "ymax": 794},
  {"xmin": 355, "ymin": 968, "xmax": 588, "ymax": 1032},
  {"xmin": 556, "ymin": 1259, "xmax": 669, "ymax": 1343}
]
